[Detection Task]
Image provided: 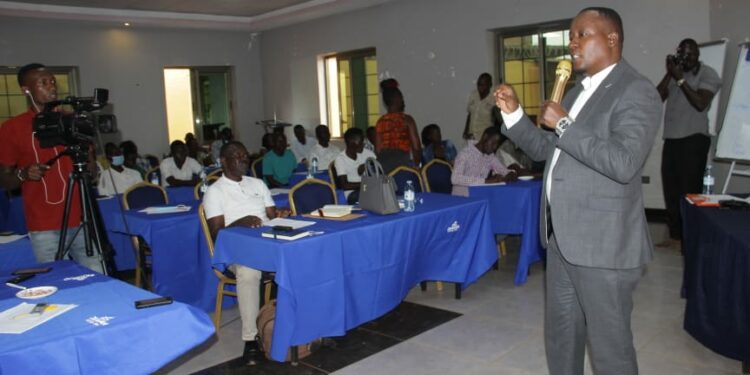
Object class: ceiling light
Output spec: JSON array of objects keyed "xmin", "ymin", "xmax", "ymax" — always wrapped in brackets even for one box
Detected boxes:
[{"xmin": 123, "ymin": 22, "xmax": 131, "ymax": 27}]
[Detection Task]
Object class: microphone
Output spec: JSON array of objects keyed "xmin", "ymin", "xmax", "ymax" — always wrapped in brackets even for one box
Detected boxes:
[{"xmin": 550, "ymin": 60, "xmax": 572, "ymax": 103}]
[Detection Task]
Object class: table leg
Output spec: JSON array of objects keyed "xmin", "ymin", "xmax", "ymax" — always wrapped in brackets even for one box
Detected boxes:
[
  {"xmin": 290, "ymin": 345, "xmax": 299, "ymax": 366},
  {"xmin": 742, "ymin": 361, "xmax": 748, "ymax": 374},
  {"xmin": 454, "ymin": 283, "xmax": 461, "ymax": 299}
]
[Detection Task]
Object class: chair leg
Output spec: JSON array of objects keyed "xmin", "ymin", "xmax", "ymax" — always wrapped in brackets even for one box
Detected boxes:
[
  {"xmin": 500, "ymin": 240, "xmax": 507, "ymax": 257},
  {"xmin": 454, "ymin": 283, "xmax": 462, "ymax": 299},
  {"xmin": 420, "ymin": 281, "xmax": 427, "ymax": 291},
  {"xmin": 214, "ymin": 281, "xmax": 225, "ymax": 331},
  {"xmin": 436, "ymin": 281, "xmax": 444, "ymax": 291}
]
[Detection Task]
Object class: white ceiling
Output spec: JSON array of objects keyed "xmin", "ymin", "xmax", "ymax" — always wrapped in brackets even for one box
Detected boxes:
[{"xmin": 0, "ymin": 0, "xmax": 395, "ymax": 31}]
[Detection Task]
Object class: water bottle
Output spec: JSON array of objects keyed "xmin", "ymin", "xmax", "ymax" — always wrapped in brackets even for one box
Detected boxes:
[
  {"xmin": 404, "ymin": 180, "xmax": 416, "ymax": 212},
  {"xmin": 702, "ymin": 165, "xmax": 714, "ymax": 195},
  {"xmin": 200, "ymin": 170, "xmax": 208, "ymax": 194},
  {"xmin": 150, "ymin": 172, "xmax": 159, "ymax": 186},
  {"xmin": 311, "ymin": 157, "xmax": 319, "ymax": 175}
]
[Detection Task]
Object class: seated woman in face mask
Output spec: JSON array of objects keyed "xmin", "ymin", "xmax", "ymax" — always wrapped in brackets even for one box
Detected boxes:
[{"xmin": 97, "ymin": 142, "xmax": 144, "ymax": 196}]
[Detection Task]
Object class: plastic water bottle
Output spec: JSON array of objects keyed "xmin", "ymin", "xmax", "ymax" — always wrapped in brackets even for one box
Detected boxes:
[
  {"xmin": 200, "ymin": 170, "xmax": 208, "ymax": 194},
  {"xmin": 404, "ymin": 180, "xmax": 416, "ymax": 212},
  {"xmin": 702, "ymin": 165, "xmax": 714, "ymax": 195},
  {"xmin": 311, "ymin": 157, "xmax": 319, "ymax": 175},
  {"xmin": 150, "ymin": 172, "xmax": 159, "ymax": 186}
]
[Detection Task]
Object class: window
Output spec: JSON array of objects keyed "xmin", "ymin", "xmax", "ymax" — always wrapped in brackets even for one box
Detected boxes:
[
  {"xmin": 0, "ymin": 66, "xmax": 78, "ymax": 124},
  {"xmin": 163, "ymin": 66, "xmax": 233, "ymax": 144},
  {"xmin": 497, "ymin": 21, "xmax": 575, "ymax": 120},
  {"xmin": 320, "ymin": 49, "xmax": 379, "ymax": 138}
]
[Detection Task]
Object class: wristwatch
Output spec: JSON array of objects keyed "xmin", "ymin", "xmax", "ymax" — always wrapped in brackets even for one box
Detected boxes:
[
  {"xmin": 676, "ymin": 78, "xmax": 686, "ymax": 87},
  {"xmin": 16, "ymin": 167, "xmax": 26, "ymax": 182},
  {"xmin": 555, "ymin": 116, "xmax": 573, "ymax": 137}
]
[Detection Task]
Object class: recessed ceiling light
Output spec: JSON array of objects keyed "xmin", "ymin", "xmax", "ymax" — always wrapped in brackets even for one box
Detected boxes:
[{"xmin": 123, "ymin": 22, "xmax": 131, "ymax": 27}]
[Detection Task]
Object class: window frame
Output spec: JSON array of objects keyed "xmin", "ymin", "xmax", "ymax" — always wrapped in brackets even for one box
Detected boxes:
[{"xmin": 0, "ymin": 66, "xmax": 79, "ymax": 124}]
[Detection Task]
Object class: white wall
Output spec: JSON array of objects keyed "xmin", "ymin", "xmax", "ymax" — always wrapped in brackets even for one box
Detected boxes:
[
  {"xmin": 259, "ymin": 0, "xmax": 712, "ymax": 208},
  {"xmin": 0, "ymin": 17, "xmax": 265, "ymax": 156},
  {"xmin": 710, "ymin": 0, "xmax": 750, "ymax": 194}
]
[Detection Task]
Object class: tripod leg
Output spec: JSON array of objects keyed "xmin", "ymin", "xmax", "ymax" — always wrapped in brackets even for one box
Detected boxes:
[{"xmin": 55, "ymin": 170, "xmax": 77, "ymax": 261}]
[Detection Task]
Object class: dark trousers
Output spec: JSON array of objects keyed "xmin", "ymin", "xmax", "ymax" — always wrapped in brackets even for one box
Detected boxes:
[{"xmin": 661, "ymin": 134, "xmax": 710, "ymax": 239}]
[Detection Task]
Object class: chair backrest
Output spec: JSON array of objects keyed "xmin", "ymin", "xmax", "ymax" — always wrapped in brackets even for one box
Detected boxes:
[
  {"xmin": 194, "ymin": 175, "xmax": 220, "ymax": 200},
  {"xmin": 328, "ymin": 161, "xmax": 342, "ymax": 190},
  {"xmin": 145, "ymin": 166, "xmax": 161, "ymax": 185},
  {"xmin": 206, "ymin": 168, "xmax": 223, "ymax": 179},
  {"xmin": 198, "ymin": 204, "xmax": 216, "ymax": 257},
  {"xmin": 288, "ymin": 178, "xmax": 337, "ymax": 216},
  {"xmin": 144, "ymin": 154, "xmax": 160, "ymax": 168},
  {"xmin": 123, "ymin": 182, "xmax": 168, "ymax": 210},
  {"xmin": 251, "ymin": 158, "xmax": 263, "ymax": 178},
  {"xmin": 421, "ymin": 159, "xmax": 453, "ymax": 194},
  {"xmin": 388, "ymin": 166, "xmax": 424, "ymax": 196}
]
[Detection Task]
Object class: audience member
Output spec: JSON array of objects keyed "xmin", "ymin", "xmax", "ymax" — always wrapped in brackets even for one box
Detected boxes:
[
  {"xmin": 290, "ymin": 124, "xmax": 315, "ymax": 164},
  {"xmin": 421, "ymin": 123, "xmax": 457, "ymax": 164},
  {"xmin": 260, "ymin": 133, "xmax": 273, "ymax": 155},
  {"xmin": 160, "ymin": 140, "xmax": 203, "ymax": 187},
  {"xmin": 204, "ymin": 141, "xmax": 290, "ymax": 366},
  {"xmin": 308, "ymin": 125, "xmax": 341, "ymax": 171},
  {"xmin": 451, "ymin": 126, "xmax": 516, "ymax": 196},
  {"xmin": 0, "ymin": 63, "xmax": 102, "ymax": 272},
  {"xmin": 120, "ymin": 140, "xmax": 150, "ymax": 178},
  {"xmin": 211, "ymin": 128, "xmax": 234, "ymax": 163},
  {"xmin": 656, "ymin": 38, "xmax": 721, "ymax": 248},
  {"xmin": 464, "ymin": 73, "xmax": 498, "ymax": 141},
  {"xmin": 364, "ymin": 126, "xmax": 376, "ymax": 152},
  {"xmin": 335, "ymin": 128, "xmax": 376, "ymax": 204},
  {"xmin": 262, "ymin": 133, "xmax": 297, "ymax": 187},
  {"xmin": 375, "ymin": 79, "xmax": 421, "ymax": 173},
  {"xmin": 97, "ymin": 142, "xmax": 143, "ymax": 196},
  {"xmin": 187, "ymin": 137, "xmax": 211, "ymax": 166}
]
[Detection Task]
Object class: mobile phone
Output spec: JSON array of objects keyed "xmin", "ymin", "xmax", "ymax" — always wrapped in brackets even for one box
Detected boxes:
[
  {"xmin": 12, "ymin": 267, "xmax": 52, "ymax": 276},
  {"xmin": 30, "ymin": 303, "xmax": 48, "ymax": 315},
  {"xmin": 134, "ymin": 296, "xmax": 173, "ymax": 309},
  {"xmin": 7, "ymin": 274, "xmax": 35, "ymax": 285}
]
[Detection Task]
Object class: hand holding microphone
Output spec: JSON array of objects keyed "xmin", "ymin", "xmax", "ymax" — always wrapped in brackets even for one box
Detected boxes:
[{"xmin": 540, "ymin": 60, "xmax": 572, "ymax": 129}]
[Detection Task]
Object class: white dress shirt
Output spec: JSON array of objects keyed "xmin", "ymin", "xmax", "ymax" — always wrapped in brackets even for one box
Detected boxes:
[
  {"xmin": 160, "ymin": 156, "xmax": 203, "ymax": 187},
  {"xmin": 502, "ymin": 63, "xmax": 617, "ymax": 202}
]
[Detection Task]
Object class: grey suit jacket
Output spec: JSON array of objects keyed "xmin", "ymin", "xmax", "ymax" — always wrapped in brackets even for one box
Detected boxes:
[{"xmin": 504, "ymin": 59, "xmax": 662, "ymax": 269}]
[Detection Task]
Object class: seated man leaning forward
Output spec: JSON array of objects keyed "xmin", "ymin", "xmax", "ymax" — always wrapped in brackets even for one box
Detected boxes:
[
  {"xmin": 203, "ymin": 141, "xmax": 290, "ymax": 365},
  {"xmin": 334, "ymin": 127, "xmax": 376, "ymax": 205},
  {"xmin": 451, "ymin": 126, "xmax": 517, "ymax": 196},
  {"xmin": 262, "ymin": 132, "xmax": 297, "ymax": 188},
  {"xmin": 160, "ymin": 140, "xmax": 203, "ymax": 187}
]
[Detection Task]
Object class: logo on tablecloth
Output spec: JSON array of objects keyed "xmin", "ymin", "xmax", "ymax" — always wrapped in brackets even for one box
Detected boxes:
[
  {"xmin": 86, "ymin": 316, "xmax": 115, "ymax": 326},
  {"xmin": 447, "ymin": 221, "xmax": 461, "ymax": 233},
  {"xmin": 64, "ymin": 274, "xmax": 96, "ymax": 282}
]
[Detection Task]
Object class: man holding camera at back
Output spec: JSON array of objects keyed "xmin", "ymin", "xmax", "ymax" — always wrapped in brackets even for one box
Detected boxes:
[
  {"xmin": 656, "ymin": 39, "xmax": 721, "ymax": 249},
  {"xmin": 0, "ymin": 63, "xmax": 103, "ymax": 273}
]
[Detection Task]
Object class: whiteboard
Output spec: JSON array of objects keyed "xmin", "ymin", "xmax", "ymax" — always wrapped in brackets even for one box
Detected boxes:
[
  {"xmin": 716, "ymin": 42, "xmax": 750, "ymax": 162},
  {"xmin": 698, "ymin": 40, "xmax": 727, "ymax": 135}
]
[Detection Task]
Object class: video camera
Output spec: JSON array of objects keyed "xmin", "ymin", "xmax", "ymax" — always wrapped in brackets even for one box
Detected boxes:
[
  {"xmin": 33, "ymin": 88, "xmax": 109, "ymax": 148},
  {"xmin": 667, "ymin": 52, "xmax": 687, "ymax": 68}
]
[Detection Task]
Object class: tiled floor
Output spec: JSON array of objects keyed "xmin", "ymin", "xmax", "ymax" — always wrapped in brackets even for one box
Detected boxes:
[{"xmin": 161, "ymin": 223, "xmax": 746, "ymax": 375}]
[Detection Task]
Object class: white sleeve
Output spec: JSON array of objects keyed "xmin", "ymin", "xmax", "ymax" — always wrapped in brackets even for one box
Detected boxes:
[
  {"xmin": 334, "ymin": 155, "xmax": 347, "ymax": 176},
  {"xmin": 259, "ymin": 181, "xmax": 275, "ymax": 208},
  {"xmin": 159, "ymin": 159, "xmax": 173, "ymax": 186},
  {"xmin": 97, "ymin": 170, "xmax": 112, "ymax": 196},
  {"xmin": 202, "ymin": 185, "xmax": 223, "ymax": 220},
  {"xmin": 190, "ymin": 158, "xmax": 203, "ymax": 175},
  {"xmin": 501, "ymin": 105, "xmax": 525, "ymax": 129}
]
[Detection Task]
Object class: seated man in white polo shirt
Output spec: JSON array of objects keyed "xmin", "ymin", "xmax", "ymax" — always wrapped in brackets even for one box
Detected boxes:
[
  {"xmin": 203, "ymin": 141, "xmax": 290, "ymax": 365},
  {"xmin": 159, "ymin": 140, "xmax": 203, "ymax": 187},
  {"xmin": 97, "ymin": 142, "xmax": 143, "ymax": 195},
  {"xmin": 334, "ymin": 128, "xmax": 376, "ymax": 204}
]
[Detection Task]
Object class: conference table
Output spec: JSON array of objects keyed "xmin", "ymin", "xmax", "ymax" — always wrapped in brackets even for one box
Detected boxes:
[
  {"xmin": 681, "ymin": 198, "xmax": 750, "ymax": 367},
  {"xmin": 0, "ymin": 260, "xmax": 214, "ymax": 374},
  {"xmin": 212, "ymin": 192, "xmax": 498, "ymax": 361},
  {"xmin": 468, "ymin": 179, "xmax": 544, "ymax": 285}
]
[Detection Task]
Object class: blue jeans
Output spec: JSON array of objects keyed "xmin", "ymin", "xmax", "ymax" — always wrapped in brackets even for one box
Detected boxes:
[{"xmin": 29, "ymin": 227, "xmax": 104, "ymax": 273}]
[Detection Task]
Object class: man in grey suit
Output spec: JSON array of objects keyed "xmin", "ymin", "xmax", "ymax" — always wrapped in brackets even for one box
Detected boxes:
[{"xmin": 495, "ymin": 7, "xmax": 661, "ymax": 375}]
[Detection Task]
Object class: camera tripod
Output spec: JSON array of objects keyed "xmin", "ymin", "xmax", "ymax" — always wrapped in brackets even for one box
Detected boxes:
[{"xmin": 49, "ymin": 144, "xmax": 116, "ymax": 275}]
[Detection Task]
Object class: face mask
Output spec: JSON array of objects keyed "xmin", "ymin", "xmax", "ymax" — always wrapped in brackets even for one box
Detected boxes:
[{"xmin": 111, "ymin": 155, "xmax": 125, "ymax": 166}]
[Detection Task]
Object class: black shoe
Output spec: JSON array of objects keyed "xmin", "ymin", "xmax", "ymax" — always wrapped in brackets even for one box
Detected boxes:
[{"xmin": 243, "ymin": 340, "xmax": 264, "ymax": 366}]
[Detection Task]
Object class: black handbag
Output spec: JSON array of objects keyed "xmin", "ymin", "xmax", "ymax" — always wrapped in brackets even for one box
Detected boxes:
[{"xmin": 358, "ymin": 158, "xmax": 400, "ymax": 215}]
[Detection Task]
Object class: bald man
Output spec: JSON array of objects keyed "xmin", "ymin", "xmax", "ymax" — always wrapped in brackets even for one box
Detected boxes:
[{"xmin": 495, "ymin": 7, "xmax": 661, "ymax": 374}]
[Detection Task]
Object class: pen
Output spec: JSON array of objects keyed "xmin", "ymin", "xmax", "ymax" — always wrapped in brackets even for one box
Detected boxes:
[{"xmin": 6, "ymin": 282, "xmax": 26, "ymax": 290}]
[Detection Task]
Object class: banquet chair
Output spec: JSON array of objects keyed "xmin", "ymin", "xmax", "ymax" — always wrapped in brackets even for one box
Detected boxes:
[
  {"xmin": 328, "ymin": 162, "xmax": 342, "ymax": 190},
  {"xmin": 198, "ymin": 204, "xmax": 274, "ymax": 330},
  {"xmin": 388, "ymin": 166, "xmax": 424, "ymax": 196},
  {"xmin": 206, "ymin": 168, "xmax": 223, "ymax": 179},
  {"xmin": 288, "ymin": 178, "xmax": 337, "ymax": 216},
  {"xmin": 421, "ymin": 159, "xmax": 453, "ymax": 194},
  {"xmin": 123, "ymin": 182, "xmax": 168, "ymax": 289},
  {"xmin": 194, "ymin": 175, "xmax": 220, "ymax": 200},
  {"xmin": 145, "ymin": 167, "xmax": 161, "ymax": 185},
  {"xmin": 251, "ymin": 158, "xmax": 263, "ymax": 178}
]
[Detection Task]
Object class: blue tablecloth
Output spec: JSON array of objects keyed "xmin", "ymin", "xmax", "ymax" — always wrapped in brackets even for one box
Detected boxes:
[
  {"xmin": 0, "ymin": 237, "xmax": 37, "ymax": 272},
  {"xmin": 0, "ymin": 261, "xmax": 214, "ymax": 374},
  {"xmin": 212, "ymin": 192, "xmax": 497, "ymax": 361},
  {"xmin": 682, "ymin": 199, "xmax": 750, "ymax": 362},
  {"xmin": 469, "ymin": 180, "xmax": 544, "ymax": 285},
  {"xmin": 1, "ymin": 194, "xmax": 26, "ymax": 235}
]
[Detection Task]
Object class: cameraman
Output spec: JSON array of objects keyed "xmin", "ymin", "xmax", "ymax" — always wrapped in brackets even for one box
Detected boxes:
[
  {"xmin": 656, "ymin": 39, "xmax": 721, "ymax": 249},
  {"xmin": 0, "ymin": 63, "xmax": 103, "ymax": 273}
]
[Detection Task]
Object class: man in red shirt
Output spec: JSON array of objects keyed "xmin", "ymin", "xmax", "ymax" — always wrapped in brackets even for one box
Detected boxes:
[{"xmin": 0, "ymin": 63, "xmax": 103, "ymax": 272}]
